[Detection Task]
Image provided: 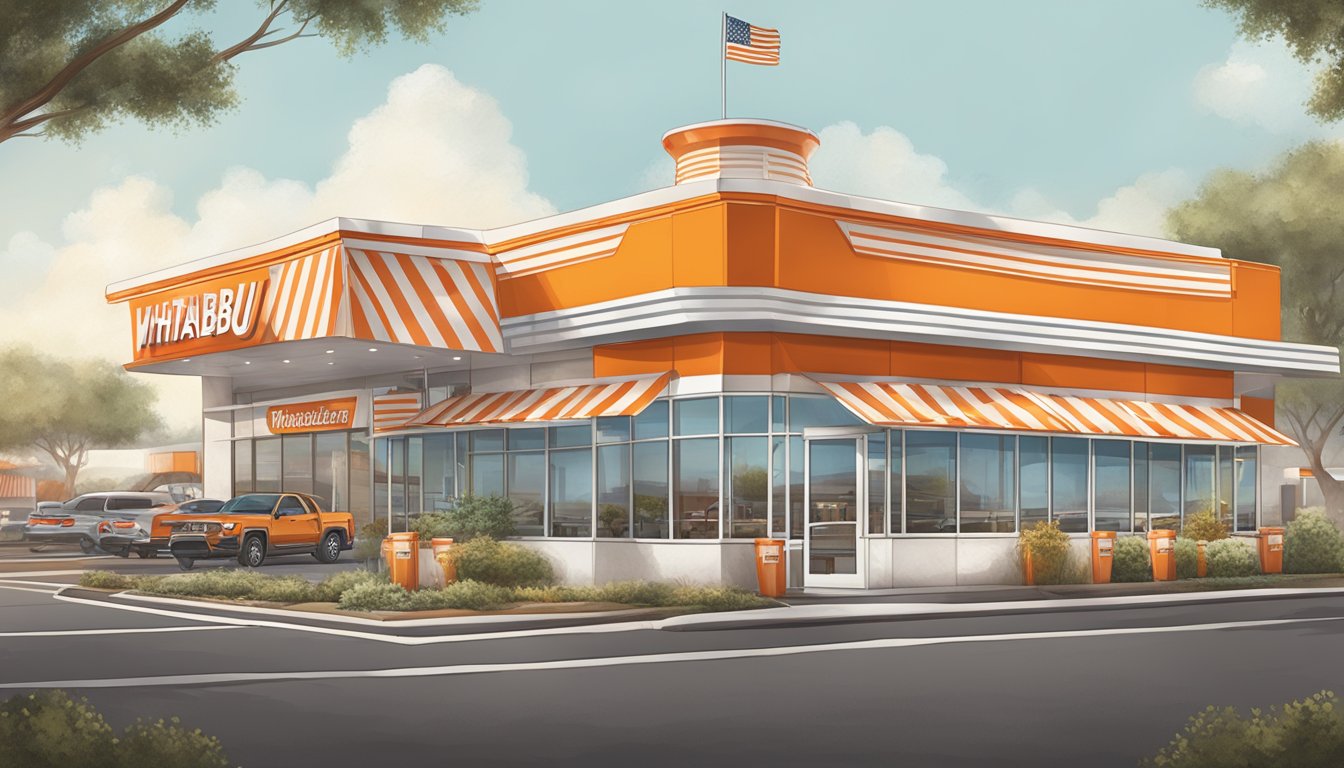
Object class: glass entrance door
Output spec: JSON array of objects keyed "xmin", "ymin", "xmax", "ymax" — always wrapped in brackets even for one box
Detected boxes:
[{"xmin": 804, "ymin": 435, "xmax": 866, "ymax": 589}]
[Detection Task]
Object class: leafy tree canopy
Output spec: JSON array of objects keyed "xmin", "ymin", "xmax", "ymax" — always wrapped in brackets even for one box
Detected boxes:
[
  {"xmin": 0, "ymin": 0, "xmax": 478, "ymax": 144},
  {"xmin": 1206, "ymin": 0, "xmax": 1344, "ymax": 121}
]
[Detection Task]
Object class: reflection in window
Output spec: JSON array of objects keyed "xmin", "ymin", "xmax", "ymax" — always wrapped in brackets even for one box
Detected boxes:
[
  {"xmin": 549, "ymin": 424, "xmax": 591, "ymax": 449},
  {"xmin": 471, "ymin": 453, "xmax": 504, "ymax": 497},
  {"xmin": 1019, "ymin": 436, "xmax": 1048, "ymax": 530},
  {"xmin": 508, "ymin": 452, "xmax": 545, "ymax": 536},
  {"xmin": 960, "ymin": 434, "xmax": 1015, "ymax": 532},
  {"xmin": 1235, "ymin": 445, "xmax": 1258, "ymax": 532},
  {"xmin": 674, "ymin": 438, "xmax": 719, "ymax": 538},
  {"xmin": 1218, "ymin": 445, "xmax": 1235, "ymax": 529},
  {"xmin": 675, "ymin": 398, "xmax": 719, "ymax": 436},
  {"xmin": 867, "ymin": 434, "xmax": 886, "ymax": 535},
  {"xmin": 725, "ymin": 396, "xmax": 769, "ymax": 434},
  {"xmin": 726, "ymin": 436, "xmax": 768, "ymax": 538},
  {"xmin": 348, "ymin": 431, "xmax": 371, "ymax": 526},
  {"xmin": 1132, "ymin": 444, "xmax": 1149, "ymax": 533},
  {"xmin": 634, "ymin": 400, "xmax": 669, "ymax": 440},
  {"xmin": 314, "ymin": 432, "xmax": 347, "ymax": 512},
  {"xmin": 597, "ymin": 444, "xmax": 630, "ymax": 538},
  {"xmin": 788, "ymin": 395, "xmax": 864, "ymax": 431},
  {"xmin": 1184, "ymin": 445, "xmax": 1216, "ymax": 523},
  {"xmin": 633, "ymin": 441, "xmax": 668, "ymax": 538},
  {"xmin": 772, "ymin": 437, "xmax": 786, "ymax": 537},
  {"xmin": 1093, "ymin": 441, "xmax": 1130, "ymax": 532},
  {"xmin": 1051, "ymin": 438, "xmax": 1088, "ymax": 533},
  {"xmin": 1149, "ymin": 443, "xmax": 1182, "ymax": 531},
  {"xmin": 789, "ymin": 436, "xmax": 804, "ymax": 539},
  {"xmin": 233, "ymin": 440, "xmax": 253, "ymax": 496},
  {"xmin": 421, "ymin": 434, "xmax": 455, "ymax": 513},
  {"xmin": 255, "ymin": 438, "xmax": 281, "ymax": 493},
  {"xmin": 508, "ymin": 428, "xmax": 545, "ymax": 452},
  {"xmin": 888, "ymin": 431, "xmax": 903, "ymax": 534},
  {"xmin": 905, "ymin": 431, "xmax": 956, "ymax": 533},
  {"xmin": 596, "ymin": 416, "xmax": 630, "ymax": 444},
  {"xmin": 549, "ymin": 448, "xmax": 592, "ymax": 537}
]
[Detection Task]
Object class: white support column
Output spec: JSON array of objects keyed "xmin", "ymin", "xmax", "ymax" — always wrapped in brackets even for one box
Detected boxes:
[{"xmin": 201, "ymin": 376, "xmax": 233, "ymax": 500}]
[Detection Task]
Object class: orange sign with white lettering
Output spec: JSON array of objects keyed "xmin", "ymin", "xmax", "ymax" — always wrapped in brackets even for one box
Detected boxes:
[
  {"xmin": 127, "ymin": 268, "xmax": 269, "ymax": 363},
  {"xmin": 266, "ymin": 397, "xmax": 358, "ymax": 434}
]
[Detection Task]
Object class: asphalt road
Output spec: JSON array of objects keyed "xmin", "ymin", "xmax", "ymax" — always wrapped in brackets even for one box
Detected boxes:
[{"xmin": 2, "ymin": 563, "xmax": 1343, "ymax": 767}]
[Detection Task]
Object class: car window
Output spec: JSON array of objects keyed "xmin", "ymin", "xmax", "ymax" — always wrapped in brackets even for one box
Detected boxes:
[
  {"xmin": 218, "ymin": 494, "xmax": 280, "ymax": 515},
  {"xmin": 107, "ymin": 497, "xmax": 153, "ymax": 510},
  {"xmin": 73, "ymin": 497, "xmax": 106, "ymax": 512},
  {"xmin": 276, "ymin": 496, "xmax": 308, "ymax": 516}
]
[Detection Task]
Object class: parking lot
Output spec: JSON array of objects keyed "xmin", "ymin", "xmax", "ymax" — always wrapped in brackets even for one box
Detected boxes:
[{"xmin": 0, "ymin": 540, "xmax": 364, "ymax": 584}]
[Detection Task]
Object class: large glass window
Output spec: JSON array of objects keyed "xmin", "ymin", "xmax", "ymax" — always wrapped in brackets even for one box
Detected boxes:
[
  {"xmin": 789, "ymin": 395, "xmax": 864, "ymax": 431},
  {"xmin": 549, "ymin": 448, "xmax": 591, "ymax": 537},
  {"xmin": 1184, "ymin": 445, "xmax": 1216, "ymax": 524},
  {"xmin": 726, "ymin": 436, "xmax": 768, "ymax": 538},
  {"xmin": 389, "ymin": 437, "xmax": 407, "ymax": 531},
  {"xmin": 632, "ymin": 441, "xmax": 669, "ymax": 538},
  {"xmin": 905, "ymin": 431, "xmax": 956, "ymax": 533},
  {"xmin": 725, "ymin": 396, "xmax": 768, "ymax": 434},
  {"xmin": 789, "ymin": 435, "xmax": 804, "ymax": 539},
  {"xmin": 597, "ymin": 444, "xmax": 630, "ymax": 538},
  {"xmin": 675, "ymin": 398, "xmax": 719, "ymax": 436},
  {"xmin": 1149, "ymin": 443, "xmax": 1182, "ymax": 531},
  {"xmin": 674, "ymin": 437, "xmax": 719, "ymax": 538},
  {"xmin": 233, "ymin": 440, "xmax": 253, "ymax": 496},
  {"xmin": 1218, "ymin": 445, "xmax": 1236, "ymax": 529},
  {"xmin": 508, "ymin": 428, "xmax": 546, "ymax": 452},
  {"xmin": 349, "ymin": 431, "xmax": 371, "ymax": 525},
  {"xmin": 634, "ymin": 400, "xmax": 669, "ymax": 440},
  {"xmin": 507, "ymin": 452, "xmax": 545, "ymax": 536},
  {"xmin": 960, "ymin": 434, "xmax": 1015, "ymax": 533},
  {"xmin": 373, "ymin": 437, "xmax": 388, "ymax": 522},
  {"xmin": 314, "ymin": 432, "xmax": 347, "ymax": 511},
  {"xmin": 596, "ymin": 417, "xmax": 630, "ymax": 444},
  {"xmin": 421, "ymin": 434, "xmax": 455, "ymax": 513},
  {"xmin": 405, "ymin": 436, "xmax": 423, "ymax": 521},
  {"xmin": 1051, "ymin": 438, "xmax": 1088, "ymax": 533},
  {"xmin": 1235, "ymin": 445, "xmax": 1258, "ymax": 532},
  {"xmin": 549, "ymin": 424, "xmax": 591, "ymax": 449},
  {"xmin": 888, "ymin": 431, "xmax": 903, "ymax": 534},
  {"xmin": 254, "ymin": 438, "xmax": 281, "ymax": 493},
  {"xmin": 1019, "ymin": 436, "xmax": 1049, "ymax": 530},
  {"xmin": 1132, "ymin": 444, "xmax": 1150, "ymax": 533},
  {"xmin": 471, "ymin": 452, "xmax": 504, "ymax": 497},
  {"xmin": 771, "ymin": 437, "xmax": 786, "ymax": 537},
  {"xmin": 1093, "ymin": 440, "xmax": 1131, "ymax": 532}
]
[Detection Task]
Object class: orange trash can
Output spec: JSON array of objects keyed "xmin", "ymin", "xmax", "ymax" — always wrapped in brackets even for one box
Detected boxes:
[
  {"xmin": 1196, "ymin": 540, "xmax": 1208, "ymax": 578},
  {"xmin": 1258, "ymin": 527, "xmax": 1285, "ymax": 574},
  {"xmin": 386, "ymin": 531, "xmax": 419, "ymax": 591},
  {"xmin": 754, "ymin": 539, "xmax": 787, "ymax": 598},
  {"xmin": 431, "ymin": 537, "xmax": 457, "ymax": 584},
  {"xmin": 1147, "ymin": 529, "xmax": 1177, "ymax": 582},
  {"xmin": 380, "ymin": 537, "xmax": 394, "ymax": 573},
  {"xmin": 1090, "ymin": 531, "xmax": 1116, "ymax": 584}
]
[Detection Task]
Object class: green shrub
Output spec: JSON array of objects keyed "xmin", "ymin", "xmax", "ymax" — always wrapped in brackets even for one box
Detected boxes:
[
  {"xmin": 1017, "ymin": 520, "xmax": 1075, "ymax": 585},
  {"xmin": 310, "ymin": 569, "xmax": 384, "ymax": 602},
  {"xmin": 1175, "ymin": 537, "xmax": 1200, "ymax": 580},
  {"xmin": 1181, "ymin": 507, "xmax": 1230, "ymax": 542},
  {"xmin": 0, "ymin": 690, "xmax": 229, "ymax": 768},
  {"xmin": 145, "ymin": 570, "xmax": 315, "ymax": 603},
  {"xmin": 79, "ymin": 570, "xmax": 139, "ymax": 590},
  {"xmin": 407, "ymin": 580, "xmax": 513, "ymax": 611},
  {"xmin": 1206, "ymin": 538, "xmax": 1259, "ymax": 578},
  {"xmin": 451, "ymin": 537, "xmax": 554, "ymax": 587},
  {"xmin": 1285, "ymin": 508, "xmax": 1344, "ymax": 574},
  {"xmin": 351, "ymin": 518, "xmax": 388, "ymax": 562},
  {"xmin": 669, "ymin": 585, "xmax": 777, "ymax": 611},
  {"xmin": 412, "ymin": 496, "xmax": 516, "ymax": 541},
  {"xmin": 1140, "ymin": 690, "xmax": 1344, "ymax": 768},
  {"xmin": 1112, "ymin": 536, "xmax": 1153, "ymax": 582},
  {"xmin": 337, "ymin": 580, "xmax": 412, "ymax": 611}
]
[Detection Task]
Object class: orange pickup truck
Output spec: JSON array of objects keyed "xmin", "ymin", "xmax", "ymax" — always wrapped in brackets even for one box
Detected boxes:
[{"xmin": 154, "ymin": 492, "xmax": 354, "ymax": 570}]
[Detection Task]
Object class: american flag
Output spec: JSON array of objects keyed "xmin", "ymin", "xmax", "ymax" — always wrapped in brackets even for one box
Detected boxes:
[{"xmin": 724, "ymin": 15, "xmax": 780, "ymax": 66}]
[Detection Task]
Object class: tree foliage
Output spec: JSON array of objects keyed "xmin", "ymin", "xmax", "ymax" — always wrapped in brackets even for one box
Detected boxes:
[
  {"xmin": 0, "ymin": 0, "xmax": 478, "ymax": 144},
  {"xmin": 1206, "ymin": 0, "xmax": 1344, "ymax": 122},
  {"xmin": 1167, "ymin": 142, "xmax": 1344, "ymax": 519},
  {"xmin": 0, "ymin": 347, "xmax": 160, "ymax": 495}
]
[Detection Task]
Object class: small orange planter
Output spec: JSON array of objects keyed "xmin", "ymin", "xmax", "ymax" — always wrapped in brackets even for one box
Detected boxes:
[
  {"xmin": 753, "ymin": 538, "xmax": 787, "ymax": 597},
  {"xmin": 1147, "ymin": 529, "xmax": 1177, "ymax": 582},
  {"xmin": 386, "ymin": 531, "xmax": 420, "ymax": 591},
  {"xmin": 1258, "ymin": 527, "xmax": 1285, "ymax": 574},
  {"xmin": 431, "ymin": 537, "xmax": 457, "ymax": 584},
  {"xmin": 1022, "ymin": 547, "xmax": 1036, "ymax": 586},
  {"xmin": 1090, "ymin": 531, "xmax": 1116, "ymax": 584},
  {"xmin": 1196, "ymin": 540, "xmax": 1208, "ymax": 578}
]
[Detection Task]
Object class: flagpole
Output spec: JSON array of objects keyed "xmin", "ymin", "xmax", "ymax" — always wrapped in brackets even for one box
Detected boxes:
[{"xmin": 720, "ymin": 12, "xmax": 727, "ymax": 119}]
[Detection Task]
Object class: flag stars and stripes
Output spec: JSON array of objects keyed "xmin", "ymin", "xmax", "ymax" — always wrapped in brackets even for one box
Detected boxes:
[{"xmin": 725, "ymin": 15, "xmax": 780, "ymax": 65}]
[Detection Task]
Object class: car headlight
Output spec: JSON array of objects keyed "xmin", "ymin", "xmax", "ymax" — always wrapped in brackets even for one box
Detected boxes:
[{"xmin": 222, "ymin": 522, "xmax": 237, "ymax": 532}]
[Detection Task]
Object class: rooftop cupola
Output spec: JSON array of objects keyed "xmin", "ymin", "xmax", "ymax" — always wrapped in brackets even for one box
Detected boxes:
[{"xmin": 661, "ymin": 119, "xmax": 820, "ymax": 186}]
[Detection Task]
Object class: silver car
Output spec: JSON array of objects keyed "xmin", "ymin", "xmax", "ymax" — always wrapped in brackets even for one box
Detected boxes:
[
  {"xmin": 105, "ymin": 498, "xmax": 226, "ymax": 558},
  {"xmin": 25, "ymin": 492, "xmax": 173, "ymax": 553}
]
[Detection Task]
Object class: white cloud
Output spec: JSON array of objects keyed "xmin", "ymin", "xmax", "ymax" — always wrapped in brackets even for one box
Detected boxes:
[
  {"xmin": 1192, "ymin": 40, "xmax": 1325, "ymax": 134},
  {"xmin": 810, "ymin": 122, "xmax": 979, "ymax": 210},
  {"xmin": 1008, "ymin": 169, "xmax": 1195, "ymax": 238},
  {"xmin": 0, "ymin": 64, "xmax": 554, "ymax": 432}
]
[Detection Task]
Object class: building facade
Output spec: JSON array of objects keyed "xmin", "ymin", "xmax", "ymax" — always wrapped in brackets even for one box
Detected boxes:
[{"xmin": 107, "ymin": 119, "xmax": 1339, "ymax": 590}]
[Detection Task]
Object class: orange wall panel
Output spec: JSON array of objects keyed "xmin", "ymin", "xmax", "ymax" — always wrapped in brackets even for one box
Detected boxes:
[
  {"xmin": 721, "ymin": 333, "xmax": 774, "ymax": 374},
  {"xmin": 1145, "ymin": 365, "xmax": 1233, "ymax": 399},
  {"xmin": 673, "ymin": 333, "xmax": 728, "ymax": 376},
  {"xmin": 773, "ymin": 334, "xmax": 890, "ymax": 376},
  {"xmin": 1240, "ymin": 395, "xmax": 1276, "ymax": 427},
  {"xmin": 890, "ymin": 341, "xmax": 1021, "ymax": 384},
  {"xmin": 1022, "ymin": 354, "xmax": 1146, "ymax": 393},
  {"xmin": 724, "ymin": 203, "xmax": 777, "ymax": 286},
  {"xmin": 1230, "ymin": 261, "xmax": 1282, "ymax": 341},
  {"xmin": 671, "ymin": 207, "xmax": 725, "ymax": 286},
  {"xmin": 593, "ymin": 338, "xmax": 675, "ymax": 378}
]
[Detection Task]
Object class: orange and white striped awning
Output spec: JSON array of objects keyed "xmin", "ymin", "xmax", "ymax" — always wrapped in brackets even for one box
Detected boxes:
[
  {"xmin": 406, "ymin": 373, "xmax": 672, "ymax": 428},
  {"xmin": 372, "ymin": 391, "xmax": 423, "ymax": 433},
  {"xmin": 0, "ymin": 473, "xmax": 35, "ymax": 499},
  {"xmin": 817, "ymin": 380, "xmax": 1296, "ymax": 446}
]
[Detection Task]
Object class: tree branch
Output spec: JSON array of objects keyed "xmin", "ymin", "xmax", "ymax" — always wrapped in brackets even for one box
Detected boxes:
[
  {"xmin": 0, "ymin": 0, "xmax": 193, "ymax": 135},
  {"xmin": 0, "ymin": 106, "xmax": 91, "ymax": 143},
  {"xmin": 211, "ymin": 0, "xmax": 292, "ymax": 64}
]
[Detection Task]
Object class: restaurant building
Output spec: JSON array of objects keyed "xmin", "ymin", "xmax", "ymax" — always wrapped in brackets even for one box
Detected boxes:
[{"xmin": 106, "ymin": 119, "xmax": 1339, "ymax": 590}]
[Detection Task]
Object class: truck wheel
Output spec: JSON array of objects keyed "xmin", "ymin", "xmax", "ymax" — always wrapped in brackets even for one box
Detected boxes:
[
  {"xmin": 314, "ymin": 531, "xmax": 342, "ymax": 564},
  {"xmin": 113, "ymin": 546, "xmax": 130, "ymax": 558},
  {"xmin": 175, "ymin": 556, "xmax": 195, "ymax": 571},
  {"xmin": 238, "ymin": 535, "xmax": 266, "ymax": 568},
  {"xmin": 78, "ymin": 537, "xmax": 96, "ymax": 554},
  {"xmin": 136, "ymin": 549, "xmax": 155, "ymax": 559}
]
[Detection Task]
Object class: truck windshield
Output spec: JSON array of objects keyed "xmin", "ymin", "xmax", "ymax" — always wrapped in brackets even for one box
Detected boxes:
[{"xmin": 218, "ymin": 495, "xmax": 280, "ymax": 515}]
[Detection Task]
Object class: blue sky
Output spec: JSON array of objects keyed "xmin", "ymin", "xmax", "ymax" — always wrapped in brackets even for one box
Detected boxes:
[{"xmin": 0, "ymin": 0, "xmax": 1335, "ymax": 428}]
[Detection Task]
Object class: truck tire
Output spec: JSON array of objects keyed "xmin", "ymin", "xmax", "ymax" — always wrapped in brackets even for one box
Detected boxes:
[
  {"xmin": 79, "ymin": 537, "xmax": 96, "ymax": 554},
  {"xmin": 175, "ymin": 556, "xmax": 195, "ymax": 571},
  {"xmin": 314, "ymin": 531, "xmax": 342, "ymax": 564},
  {"xmin": 238, "ymin": 535, "xmax": 266, "ymax": 568}
]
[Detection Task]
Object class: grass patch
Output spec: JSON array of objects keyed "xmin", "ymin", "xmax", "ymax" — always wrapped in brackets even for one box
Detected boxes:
[{"xmin": 77, "ymin": 568, "xmax": 384, "ymax": 604}]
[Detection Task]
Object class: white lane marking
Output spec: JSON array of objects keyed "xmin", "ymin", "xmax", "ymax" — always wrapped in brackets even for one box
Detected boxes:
[
  {"xmin": 0, "ymin": 585, "xmax": 60, "ymax": 595},
  {"xmin": 0, "ymin": 626, "xmax": 240, "ymax": 638},
  {"xmin": 5, "ymin": 615, "xmax": 1341, "ymax": 690},
  {"xmin": 0, "ymin": 570, "xmax": 90, "ymax": 579},
  {"xmin": 53, "ymin": 591, "xmax": 665, "ymax": 646},
  {"xmin": 0, "ymin": 579, "xmax": 78, "ymax": 589}
]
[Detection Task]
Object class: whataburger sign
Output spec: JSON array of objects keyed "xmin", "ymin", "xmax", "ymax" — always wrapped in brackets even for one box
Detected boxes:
[
  {"xmin": 267, "ymin": 397, "xmax": 359, "ymax": 434},
  {"xmin": 135, "ymin": 279, "xmax": 265, "ymax": 351}
]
